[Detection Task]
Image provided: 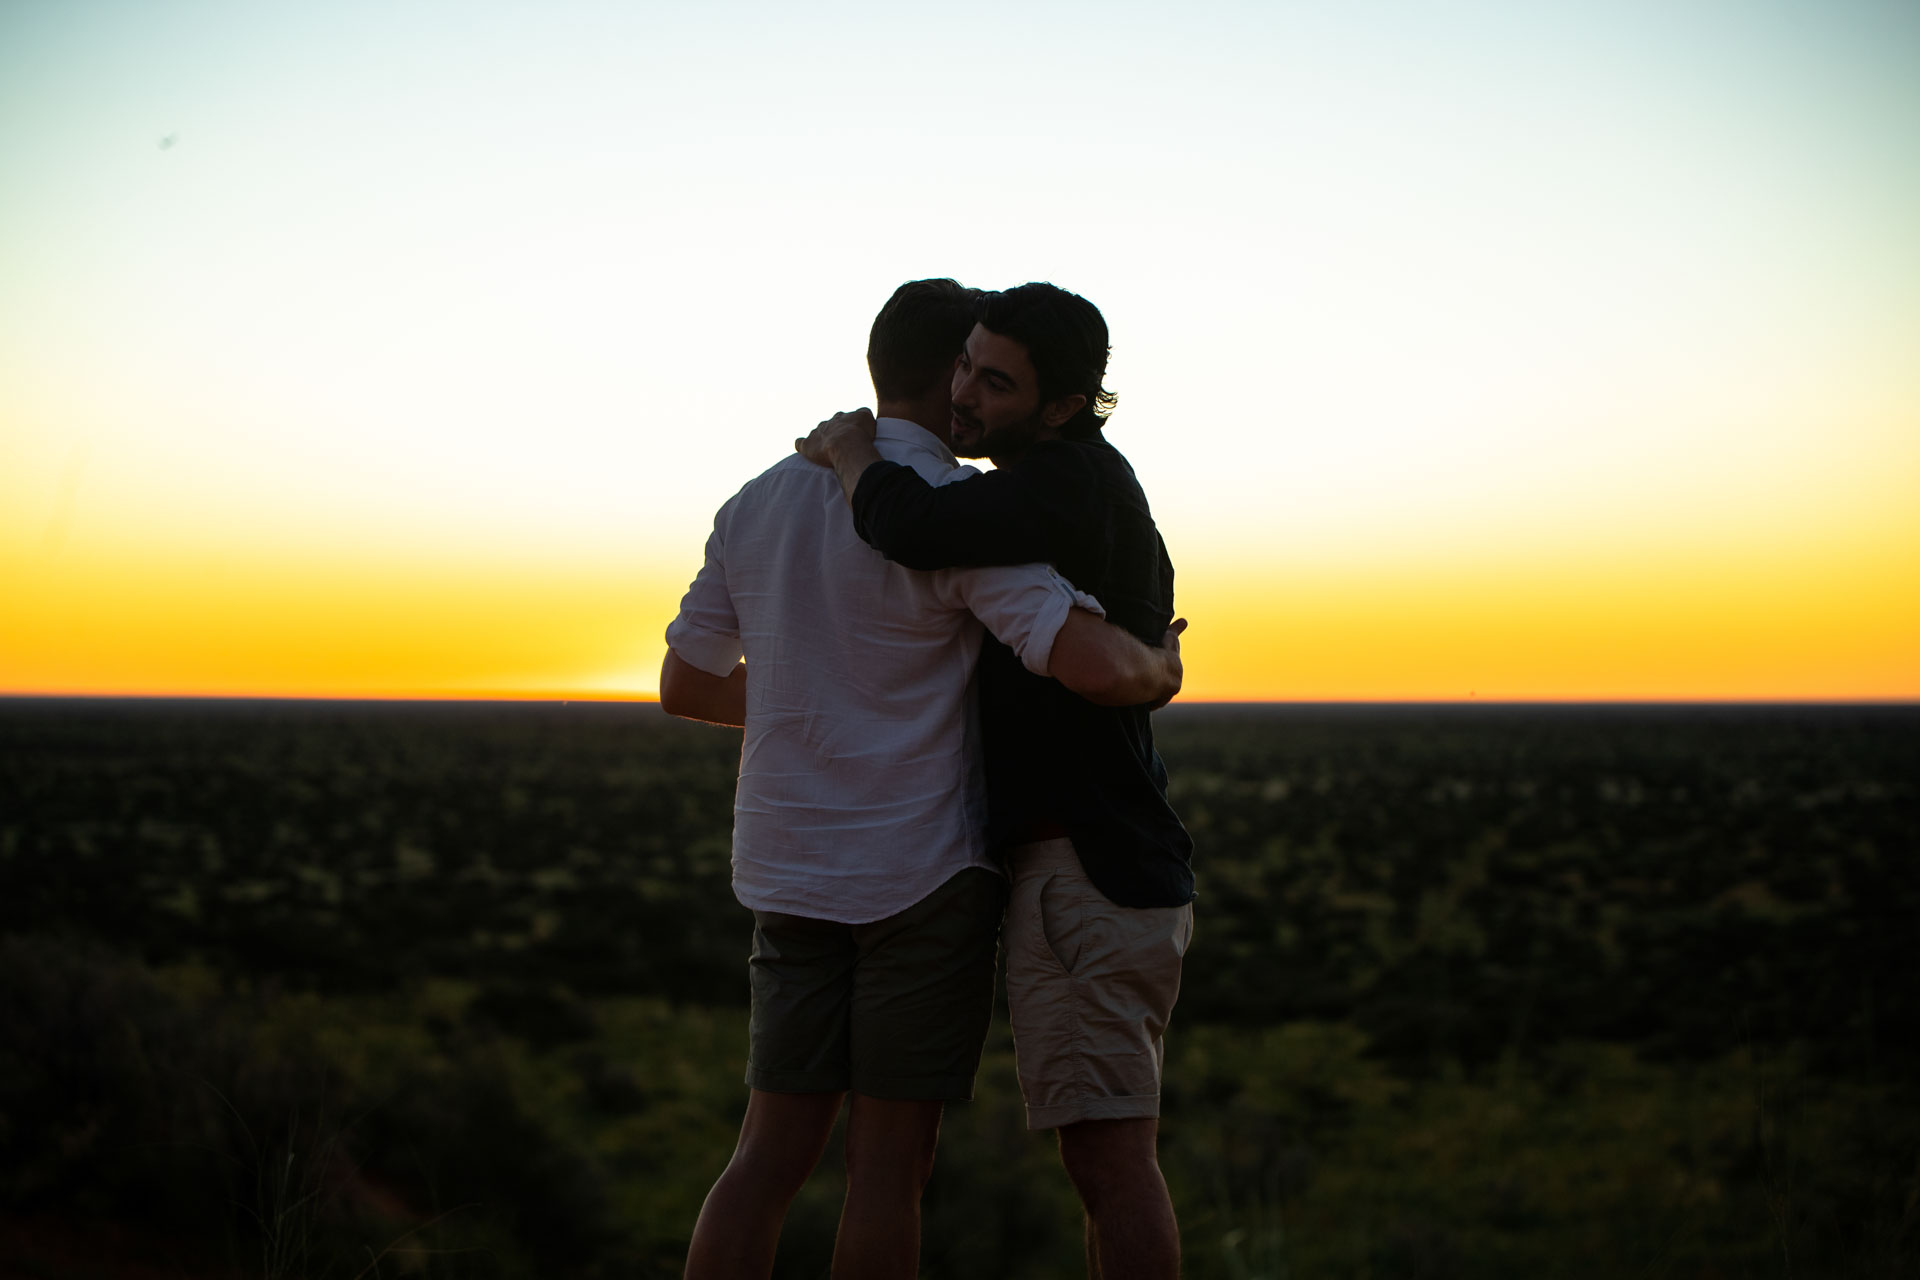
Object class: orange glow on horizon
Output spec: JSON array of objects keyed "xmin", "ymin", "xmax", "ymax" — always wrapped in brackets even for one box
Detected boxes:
[
  {"xmin": 5, "ymin": 427, "xmax": 1914, "ymax": 704},
  {"xmin": 1172, "ymin": 538, "xmax": 1919, "ymax": 703},
  {"xmin": 1, "ymin": 687, "xmax": 660, "ymax": 703},
  {"xmin": 5, "ymin": 540, "xmax": 1914, "ymax": 703},
  {"xmin": 1, "ymin": 534, "xmax": 687, "ymax": 701}
]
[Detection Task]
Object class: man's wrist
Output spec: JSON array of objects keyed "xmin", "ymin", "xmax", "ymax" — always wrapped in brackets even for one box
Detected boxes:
[
  {"xmin": 1152, "ymin": 646, "xmax": 1182, "ymax": 704},
  {"xmin": 832, "ymin": 443, "xmax": 884, "ymax": 502}
]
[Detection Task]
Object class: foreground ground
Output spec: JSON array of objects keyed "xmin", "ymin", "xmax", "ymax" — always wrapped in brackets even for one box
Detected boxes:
[{"xmin": 2, "ymin": 700, "xmax": 1914, "ymax": 1277}]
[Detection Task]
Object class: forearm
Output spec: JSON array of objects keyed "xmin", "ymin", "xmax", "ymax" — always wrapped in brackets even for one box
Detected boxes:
[
  {"xmin": 794, "ymin": 410, "xmax": 886, "ymax": 511},
  {"xmin": 658, "ymin": 650, "xmax": 747, "ymax": 727},
  {"xmin": 827, "ymin": 439, "xmax": 883, "ymax": 506},
  {"xmin": 1047, "ymin": 608, "xmax": 1182, "ymax": 708}
]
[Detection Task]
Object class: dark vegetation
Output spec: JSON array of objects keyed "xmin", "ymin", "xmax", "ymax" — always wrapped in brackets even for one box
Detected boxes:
[{"xmin": 1, "ymin": 698, "xmax": 1915, "ymax": 1277}]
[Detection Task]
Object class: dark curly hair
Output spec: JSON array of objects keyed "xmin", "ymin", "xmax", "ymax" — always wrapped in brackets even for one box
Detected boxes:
[{"xmin": 976, "ymin": 282, "xmax": 1117, "ymax": 438}]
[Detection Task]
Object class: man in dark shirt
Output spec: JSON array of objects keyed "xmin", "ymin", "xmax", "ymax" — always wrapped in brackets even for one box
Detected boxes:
[{"xmin": 798, "ymin": 282, "xmax": 1193, "ymax": 1280}]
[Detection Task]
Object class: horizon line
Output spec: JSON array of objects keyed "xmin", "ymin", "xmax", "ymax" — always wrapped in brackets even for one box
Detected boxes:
[{"xmin": 2, "ymin": 691, "xmax": 1916, "ymax": 708}]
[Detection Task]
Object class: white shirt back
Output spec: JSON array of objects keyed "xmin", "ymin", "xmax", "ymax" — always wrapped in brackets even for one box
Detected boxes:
[{"xmin": 666, "ymin": 418, "xmax": 1098, "ymax": 923}]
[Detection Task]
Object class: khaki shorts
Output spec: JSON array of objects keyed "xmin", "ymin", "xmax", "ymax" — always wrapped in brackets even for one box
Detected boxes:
[
  {"xmin": 1003, "ymin": 837, "xmax": 1194, "ymax": 1130},
  {"xmin": 746, "ymin": 866, "xmax": 1007, "ymax": 1101}
]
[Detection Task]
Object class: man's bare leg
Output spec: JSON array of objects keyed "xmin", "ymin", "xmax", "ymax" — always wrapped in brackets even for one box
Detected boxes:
[
  {"xmin": 1057, "ymin": 1116, "xmax": 1179, "ymax": 1280},
  {"xmin": 831, "ymin": 1093, "xmax": 945, "ymax": 1280},
  {"xmin": 685, "ymin": 1088, "xmax": 846, "ymax": 1279}
]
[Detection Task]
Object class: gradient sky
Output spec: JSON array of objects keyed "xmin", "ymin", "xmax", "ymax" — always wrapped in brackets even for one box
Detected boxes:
[{"xmin": 3, "ymin": 0, "xmax": 1916, "ymax": 700}]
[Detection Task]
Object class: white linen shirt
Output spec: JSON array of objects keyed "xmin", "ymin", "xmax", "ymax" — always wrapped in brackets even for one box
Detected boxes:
[{"xmin": 666, "ymin": 417, "xmax": 1102, "ymax": 923}]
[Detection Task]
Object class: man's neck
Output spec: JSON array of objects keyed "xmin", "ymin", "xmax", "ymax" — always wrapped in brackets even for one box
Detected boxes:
[{"xmin": 876, "ymin": 397, "xmax": 952, "ymax": 447}]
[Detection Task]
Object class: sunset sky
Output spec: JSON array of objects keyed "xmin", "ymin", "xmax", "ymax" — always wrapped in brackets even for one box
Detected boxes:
[{"xmin": 3, "ymin": 0, "xmax": 1916, "ymax": 701}]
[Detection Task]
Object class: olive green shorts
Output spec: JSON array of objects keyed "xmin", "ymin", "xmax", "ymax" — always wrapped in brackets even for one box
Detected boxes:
[{"xmin": 745, "ymin": 866, "xmax": 1007, "ymax": 1101}]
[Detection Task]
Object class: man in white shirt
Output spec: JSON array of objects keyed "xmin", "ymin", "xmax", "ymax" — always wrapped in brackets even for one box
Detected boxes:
[{"xmin": 661, "ymin": 279, "xmax": 1182, "ymax": 1280}]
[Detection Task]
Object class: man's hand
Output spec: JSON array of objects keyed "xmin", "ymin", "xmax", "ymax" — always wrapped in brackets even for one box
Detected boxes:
[
  {"xmin": 1147, "ymin": 618, "xmax": 1187, "ymax": 711},
  {"xmin": 796, "ymin": 408, "xmax": 883, "ymax": 504},
  {"xmin": 795, "ymin": 407, "xmax": 877, "ymax": 465}
]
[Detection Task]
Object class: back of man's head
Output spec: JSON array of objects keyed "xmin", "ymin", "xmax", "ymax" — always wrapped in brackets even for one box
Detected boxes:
[
  {"xmin": 868, "ymin": 278, "xmax": 982, "ymax": 402},
  {"xmin": 977, "ymin": 282, "xmax": 1117, "ymax": 438}
]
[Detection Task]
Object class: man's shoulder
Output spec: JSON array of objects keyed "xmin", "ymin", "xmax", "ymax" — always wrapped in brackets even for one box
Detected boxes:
[
  {"xmin": 714, "ymin": 453, "xmax": 836, "ymax": 523},
  {"xmin": 734, "ymin": 451, "xmax": 834, "ymax": 496},
  {"xmin": 1022, "ymin": 434, "xmax": 1145, "ymax": 507},
  {"xmin": 1039, "ymin": 432, "xmax": 1137, "ymax": 472}
]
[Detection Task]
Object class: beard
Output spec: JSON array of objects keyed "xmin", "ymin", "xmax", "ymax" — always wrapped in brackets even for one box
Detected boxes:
[{"xmin": 951, "ymin": 404, "xmax": 1050, "ymax": 460}]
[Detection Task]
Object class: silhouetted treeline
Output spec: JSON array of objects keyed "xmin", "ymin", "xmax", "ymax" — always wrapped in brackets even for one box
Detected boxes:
[
  {"xmin": 1, "ymin": 699, "xmax": 1915, "ymax": 1278},
  {"xmin": 4, "ymin": 700, "xmax": 1913, "ymax": 1069},
  {"xmin": 1162, "ymin": 704, "xmax": 1919, "ymax": 1072},
  {"xmin": 2, "ymin": 699, "xmax": 744, "ymax": 1000}
]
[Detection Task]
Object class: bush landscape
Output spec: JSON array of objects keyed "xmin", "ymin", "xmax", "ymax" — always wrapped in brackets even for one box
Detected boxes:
[{"xmin": 1, "ymin": 698, "xmax": 1915, "ymax": 1278}]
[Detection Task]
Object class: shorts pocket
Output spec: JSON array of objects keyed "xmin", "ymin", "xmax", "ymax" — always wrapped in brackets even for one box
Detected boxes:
[{"xmin": 1036, "ymin": 870, "xmax": 1089, "ymax": 977}]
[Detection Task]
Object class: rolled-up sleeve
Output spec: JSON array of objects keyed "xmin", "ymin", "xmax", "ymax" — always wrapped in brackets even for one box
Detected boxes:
[
  {"xmin": 942, "ymin": 564, "xmax": 1104, "ymax": 677},
  {"xmin": 665, "ymin": 522, "xmax": 745, "ymax": 677}
]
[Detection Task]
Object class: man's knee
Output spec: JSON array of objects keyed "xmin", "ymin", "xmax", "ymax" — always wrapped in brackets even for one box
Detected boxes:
[
  {"xmin": 843, "ymin": 1095, "xmax": 944, "ymax": 1191},
  {"xmin": 845, "ymin": 1139, "xmax": 937, "ymax": 1194},
  {"xmin": 728, "ymin": 1089, "xmax": 845, "ymax": 1194},
  {"xmin": 1057, "ymin": 1117, "xmax": 1163, "ymax": 1210},
  {"xmin": 728, "ymin": 1139, "xmax": 820, "ymax": 1201}
]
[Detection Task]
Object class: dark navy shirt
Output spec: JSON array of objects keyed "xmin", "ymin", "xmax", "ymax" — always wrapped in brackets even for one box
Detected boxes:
[{"xmin": 850, "ymin": 432, "xmax": 1194, "ymax": 908}]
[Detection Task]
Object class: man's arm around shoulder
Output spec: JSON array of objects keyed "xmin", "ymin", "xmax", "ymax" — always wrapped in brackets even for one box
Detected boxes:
[{"xmin": 797, "ymin": 410, "xmax": 1084, "ymax": 570}]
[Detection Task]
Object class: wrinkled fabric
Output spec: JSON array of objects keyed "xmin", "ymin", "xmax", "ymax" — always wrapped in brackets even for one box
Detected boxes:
[
  {"xmin": 667, "ymin": 419, "xmax": 1102, "ymax": 924},
  {"xmin": 850, "ymin": 433, "xmax": 1193, "ymax": 907},
  {"xmin": 1004, "ymin": 837, "xmax": 1193, "ymax": 1130}
]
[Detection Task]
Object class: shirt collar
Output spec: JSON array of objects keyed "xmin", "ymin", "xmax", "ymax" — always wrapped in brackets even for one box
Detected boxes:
[{"xmin": 874, "ymin": 417, "xmax": 957, "ymax": 469}]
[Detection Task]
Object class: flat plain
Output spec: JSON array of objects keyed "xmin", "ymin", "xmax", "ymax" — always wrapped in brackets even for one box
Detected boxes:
[{"xmin": 1, "ymin": 699, "xmax": 1914, "ymax": 1278}]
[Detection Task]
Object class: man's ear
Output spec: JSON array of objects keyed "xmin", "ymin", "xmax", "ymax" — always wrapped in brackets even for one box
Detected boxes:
[{"xmin": 1041, "ymin": 393, "xmax": 1087, "ymax": 430}]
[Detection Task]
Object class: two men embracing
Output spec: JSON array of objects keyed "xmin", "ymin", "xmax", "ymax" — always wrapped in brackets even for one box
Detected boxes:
[{"xmin": 661, "ymin": 278, "xmax": 1194, "ymax": 1279}]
